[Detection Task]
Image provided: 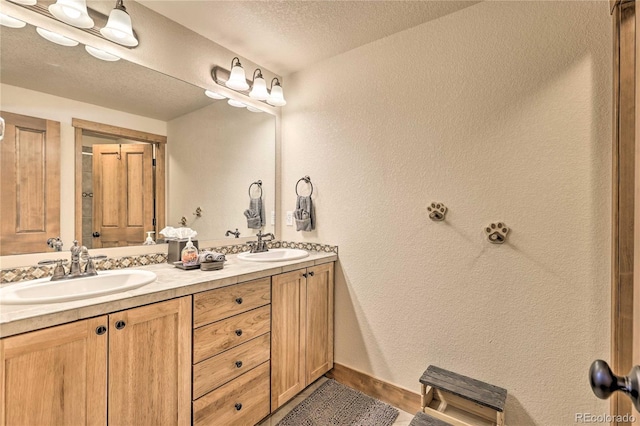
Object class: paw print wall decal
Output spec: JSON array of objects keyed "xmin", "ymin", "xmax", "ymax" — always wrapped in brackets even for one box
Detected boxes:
[
  {"xmin": 485, "ymin": 222, "xmax": 509, "ymax": 244},
  {"xmin": 427, "ymin": 203, "xmax": 447, "ymax": 221}
]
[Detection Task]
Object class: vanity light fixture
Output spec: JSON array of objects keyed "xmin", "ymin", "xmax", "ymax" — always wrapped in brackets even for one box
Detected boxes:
[
  {"xmin": 49, "ymin": 0, "xmax": 94, "ymax": 29},
  {"xmin": 204, "ymin": 89, "xmax": 226, "ymax": 100},
  {"xmin": 0, "ymin": 13, "xmax": 26, "ymax": 28},
  {"xmin": 267, "ymin": 78, "xmax": 286, "ymax": 106},
  {"xmin": 7, "ymin": 0, "xmax": 37, "ymax": 5},
  {"xmin": 249, "ymin": 69, "xmax": 269, "ymax": 101},
  {"xmin": 226, "ymin": 57, "xmax": 249, "ymax": 91},
  {"xmin": 246, "ymin": 106, "xmax": 264, "ymax": 113},
  {"xmin": 101, "ymin": 0, "xmax": 138, "ymax": 47},
  {"xmin": 227, "ymin": 98, "xmax": 246, "ymax": 108},
  {"xmin": 85, "ymin": 45, "xmax": 120, "ymax": 61},
  {"xmin": 36, "ymin": 27, "xmax": 79, "ymax": 46}
]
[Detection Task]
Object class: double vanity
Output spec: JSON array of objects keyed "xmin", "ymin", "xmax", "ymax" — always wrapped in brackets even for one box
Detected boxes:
[{"xmin": 0, "ymin": 249, "xmax": 336, "ymax": 425}]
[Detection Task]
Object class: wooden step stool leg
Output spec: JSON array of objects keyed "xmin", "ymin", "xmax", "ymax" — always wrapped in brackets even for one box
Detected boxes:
[{"xmin": 421, "ymin": 384, "xmax": 434, "ymax": 411}]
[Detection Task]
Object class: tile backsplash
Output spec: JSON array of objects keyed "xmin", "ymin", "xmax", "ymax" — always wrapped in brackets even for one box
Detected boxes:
[{"xmin": 0, "ymin": 241, "xmax": 338, "ymax": 284}]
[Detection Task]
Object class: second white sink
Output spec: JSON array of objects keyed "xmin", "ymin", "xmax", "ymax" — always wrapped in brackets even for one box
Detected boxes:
[
  {"xmin": 0, "ymin": 270, "xmax": 157, "ymax": 305},
  {"xmin": 237, "ymin": 248, "xmax": 309, "ymax": 262}
]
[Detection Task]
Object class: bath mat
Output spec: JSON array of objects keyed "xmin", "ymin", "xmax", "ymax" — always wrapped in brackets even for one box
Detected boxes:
[{"xmin": 276, "ymin": 379, "xmax": 399, "ymax": 426}]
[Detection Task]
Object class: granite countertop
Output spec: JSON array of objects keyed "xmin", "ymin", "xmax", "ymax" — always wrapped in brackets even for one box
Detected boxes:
[{"xmin": 0, "ymin": 251, "xmax": 337, "ymax": 338}]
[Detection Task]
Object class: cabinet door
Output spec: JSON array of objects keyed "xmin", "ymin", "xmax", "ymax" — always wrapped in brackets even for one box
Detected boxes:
[
  {"xmin": 108, "ymin": 297, "xmax": 191, "ymax": 426},
  {"xmin": 271, "ymin": 269, "xmax": 307, "ymax": 410},
  {"xmin": 0, "ymin": 316, "xmax": 108, "ymax": 426},
  {"xmin": 306, "ymin": 263, "xmax": 334, "ymax": 384}
]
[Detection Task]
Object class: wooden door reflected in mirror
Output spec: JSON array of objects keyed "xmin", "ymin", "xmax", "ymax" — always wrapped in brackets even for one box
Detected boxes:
[{"xmin": 74, "ymin": 119, "xmax": 166, "ymax": 249}]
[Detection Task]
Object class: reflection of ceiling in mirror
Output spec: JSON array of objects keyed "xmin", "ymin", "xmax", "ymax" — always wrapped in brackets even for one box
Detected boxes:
[{"xmin": 0, "ymin": 25, "xmax": 217, "ymax": 121}]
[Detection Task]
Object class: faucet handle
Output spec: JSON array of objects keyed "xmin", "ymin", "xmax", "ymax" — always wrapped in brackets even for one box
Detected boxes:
[{"xmin": 38, "ymin": 259, "xmax": 66, "ymax": 280}]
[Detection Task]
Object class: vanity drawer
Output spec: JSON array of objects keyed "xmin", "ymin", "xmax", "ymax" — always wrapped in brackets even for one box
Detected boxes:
[
  {"xmin": 194, "ymin": 278, "xmax": 271, "ymax": 328},
  {"xmin": 193, "ymin": 305, "xmax": 271, "ymax": 363},
  {"xmin": 193, "ymin": 361, "xmax": 270, "ymax": 426},
  {"xmin": 193, "ymin": 333, "xmax": 271, "ymax": 399}
]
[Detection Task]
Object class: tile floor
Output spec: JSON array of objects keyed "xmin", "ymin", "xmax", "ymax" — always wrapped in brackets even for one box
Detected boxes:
[{"xmin": 259, "ymin": 377, "xmax": 415, "ymax": 426}]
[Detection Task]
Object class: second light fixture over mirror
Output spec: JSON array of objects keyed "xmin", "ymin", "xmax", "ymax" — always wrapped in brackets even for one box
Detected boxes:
[{"xmin": 221, "ymin": 57, "xmax": 287, "ymax": 107}]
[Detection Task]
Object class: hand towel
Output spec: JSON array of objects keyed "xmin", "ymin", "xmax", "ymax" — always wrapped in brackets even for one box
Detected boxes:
[
  {"xmin": 244, "ymin": 197, "xmax": 264, "ymax": 229},
  {"xmin": 197, "ymin": 251, "xmax": 226, "ymax": 263},
  {"xmin": 294, "ymin": 195, "xmax": 315, "ymax": 232}
]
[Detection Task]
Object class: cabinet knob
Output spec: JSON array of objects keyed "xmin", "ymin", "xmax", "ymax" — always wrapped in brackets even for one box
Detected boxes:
[
  {"xmin": 235, "ymin": 329, "xmax": 243, "ymax": 337},
  {"xmin": 302, "ymin": 273, "xmax": 307, "ymax": 278},
  {"xmin": 308, "ymin": 271, "xmax": 315, "ymax": 276},
  {"xmin": 115, "ymin": 320, "xmax": 126, "ymax": 330},
  {"xmin": 235, "ymin": 360, "xmax": 243, "ymax": 368},
  {"xmin": 235, "ymin": 297, "xmax": 243, "ymax": 305},
  {"xmin": 95, "ymin": 325, "xmax": 107, "ymax": 335},
  {"xmin": 235, "ymin": 403, "xmax": 243, "ymax": 411}
]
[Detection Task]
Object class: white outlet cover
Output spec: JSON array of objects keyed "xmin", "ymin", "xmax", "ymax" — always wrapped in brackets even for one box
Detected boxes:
[{"xmin": 286, "ymin": 211, "xmax": 293, "ymax": 226}]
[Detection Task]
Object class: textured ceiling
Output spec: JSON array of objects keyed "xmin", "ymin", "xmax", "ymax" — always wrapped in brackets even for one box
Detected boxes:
[
  {"xmin": 140, "ymin": 1, "xmax": 479, "ymax": 76},
  {"xmin": 0, "ymin": 24, "xmax": 216, "ymax": 121}
]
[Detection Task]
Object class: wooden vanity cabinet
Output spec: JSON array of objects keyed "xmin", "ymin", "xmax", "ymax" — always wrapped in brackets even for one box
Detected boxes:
[
  {"xmin": 0, "ymin": 296, "xmax": 191, "ymax": 426},
  {"xmin": 0, "ymin": 315, "xmax": 108, "ymax": 426},
  {"xmin": 192, "ymin": 277, "xmax": 272, "ymax": 426},
  {"xmin": 271, "ymin": 262, "xmax": 334, "ymax": 410}
]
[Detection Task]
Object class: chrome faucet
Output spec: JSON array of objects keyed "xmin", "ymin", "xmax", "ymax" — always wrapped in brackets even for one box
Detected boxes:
[
  {"xmin": 38, "ymin": 240, "xmax": 107, "ymax": 281},
  {"xmin": 249, "ymin": 231, "xmax": 274, "ymax": 253}
]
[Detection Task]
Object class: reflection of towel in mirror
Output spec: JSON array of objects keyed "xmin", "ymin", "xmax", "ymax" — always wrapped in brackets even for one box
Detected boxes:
[
  {"xmin": 244, "ymin": 197, "xmax": 264, "ymax": 229},
  {"xmin": 294, "ymin": 195, "xmax": 315, "ymax": 232},
  {"xmin": 197, "ymin": 251, "xmax": 226, "ymax": 263}
]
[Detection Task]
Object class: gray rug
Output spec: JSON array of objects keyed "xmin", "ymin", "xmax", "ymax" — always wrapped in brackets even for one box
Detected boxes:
[{"xmin": 276, "ymin": 379, "xmax": 400, "ymax": 426}]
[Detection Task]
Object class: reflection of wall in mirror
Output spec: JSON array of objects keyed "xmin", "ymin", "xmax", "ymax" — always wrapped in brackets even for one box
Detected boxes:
[
  {"xmin": 168, "ymin": 102, "xmax": 276, "ymax": 241},
  {"xmin": 0, "ymin": 83, "xmax": 167, "ymax": 254}
]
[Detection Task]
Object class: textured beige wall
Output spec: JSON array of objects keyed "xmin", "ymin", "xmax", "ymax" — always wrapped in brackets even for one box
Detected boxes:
[
  {"xmin": 281, "ymin": 2, "xmax": 611, "ymax": 424},
  {"xmin": 167, "ymin": 101, "xmax": 276, "ymax": 240},
  {"xmin": 0, "ymin": 84, "xmax": 166, "ymax": 263}
]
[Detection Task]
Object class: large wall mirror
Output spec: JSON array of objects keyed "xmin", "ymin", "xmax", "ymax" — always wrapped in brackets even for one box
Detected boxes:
[{"xmin": 0, "ymin": 22, "xmax": 276, "ymax": 256}]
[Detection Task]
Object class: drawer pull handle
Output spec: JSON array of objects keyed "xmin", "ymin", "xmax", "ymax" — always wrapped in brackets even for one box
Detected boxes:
[
  {"xmin": 235, "ymin": 360, "xmax": 243, "ymax": 368},
  {"xmin": 309, "ymin": 271, "xmax": 315, "ymax": 276},
  {"xmin": 235, "ymin": 329, "xmax": 243, "ymax": 336},
  {"xmin": 115, "ymin": 320, "xmax": 126, "ymax": 330},
  {"xmin": 235, "ymin": 403, "xmax": 243, "ymax": 411},
  {"xmin": 235, "ymin": 297, "xmax": 243, "ymax": 304},
  {"xmin": 96, "ymin": 325, "xmax": 107, "ymax": 335}
]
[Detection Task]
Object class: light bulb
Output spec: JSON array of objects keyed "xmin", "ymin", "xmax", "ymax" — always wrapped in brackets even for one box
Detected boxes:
[
  {"xmin": 85, "ymin": 45, "xmax": 120, "ymax": 61},
  {"xmin": 0, "ymin": 13, "xmax": 26, "ymax": 28},
  {"xmin": 249, "ymin": 76, "xmax": 269, "ymax": 100},
  {"xmin": 227, "ymin": 99, "xmax": 246, "ymax": 108},
  {"xmin": 36, "ymin": 27, "xmax": 79, "ymax": 47},
  {"xmin": 8, "ymin": 0, "xmax": 37, "ymax": 6},
  {"xmin": 246, "ymin": 106, "xmax": 264, "ymax": 113},
  {"xmin": 226, "ymin": 58, "xmax": 249, "ymax": 91},
  {"xmin": 267, "ymin": 81, "xmax": 286, "ymax": 106},
  {"xmin": 101, "ymin": 2, "xmax": 138, "ymax": 47},
  {"xmin": 49, "ymin": 0, "xmax": 94, "ymax": 28},
  {"xmin": 204, "ymin": 90, "xmax": 225, "ymax": 100}
]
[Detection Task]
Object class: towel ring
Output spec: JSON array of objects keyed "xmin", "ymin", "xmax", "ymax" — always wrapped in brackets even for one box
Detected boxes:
[
  {"xmin": 295, "ymin": 176, "xmax": 313, "ymax": 196},
  {"xmin": 248, "ymin": 180, "xmax": 262, "ymax": 198}
]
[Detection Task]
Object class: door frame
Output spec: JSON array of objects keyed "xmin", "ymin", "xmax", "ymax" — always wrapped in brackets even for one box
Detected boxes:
[
  {"xmin": 72, "ymin": 118, "xmax": 166, "ymax": 245},
  {"xmin": 611, "ymin": 0, "xmax": 638, "ymax": 421}
]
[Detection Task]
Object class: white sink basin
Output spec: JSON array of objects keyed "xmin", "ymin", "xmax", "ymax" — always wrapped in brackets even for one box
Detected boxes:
[
  {"xmin": 237, "ymin": 248, "xmax": 309, "ymax": 262},
  {"xmin": 0, "ymin": 270, "xmax": 157, "ymax": 305}
]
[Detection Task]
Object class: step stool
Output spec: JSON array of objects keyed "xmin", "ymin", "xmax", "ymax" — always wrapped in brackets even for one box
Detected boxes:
[
  {"xmin": 409, "ymin": 411, "xmax": 453, "ymax": 426},
  {"xmin": 419, "ymin": 365, "xmax": 507, "ymax": 426}
]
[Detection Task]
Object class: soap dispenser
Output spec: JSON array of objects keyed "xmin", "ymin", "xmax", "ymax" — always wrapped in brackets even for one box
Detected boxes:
[
  {"xmin": 181, "ymin": 237, "xmax": 198, "ymax": 266},
  {"xmin": 143, "ymin": 231, "xmax": 156, "ymax": 245}
]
